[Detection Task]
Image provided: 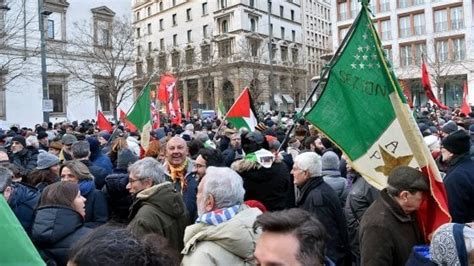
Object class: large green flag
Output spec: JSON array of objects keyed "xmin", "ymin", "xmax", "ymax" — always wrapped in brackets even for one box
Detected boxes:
[
  {"xmin": 0, "ymin": 196, "xmax": 45, "ymax": 265},
  {"xmin": 127, "ymin": 85, "xmax": 152, "ymax": 149},
  {"xmin": 304, "ymin": 2, "xmax": 450, "ymax": 238}
]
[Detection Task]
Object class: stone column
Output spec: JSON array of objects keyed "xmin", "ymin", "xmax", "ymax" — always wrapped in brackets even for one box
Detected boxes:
[
  {"xmin": 182, "ymin": 80, "xmax": 188, "ymax": 115},
  {"xmin": 197, "ymin": 77, "xmax": 204, "ymax": 107},
  {"xmin": 214, "ymin": 76, "xmax": 222, "ymax": 110}
]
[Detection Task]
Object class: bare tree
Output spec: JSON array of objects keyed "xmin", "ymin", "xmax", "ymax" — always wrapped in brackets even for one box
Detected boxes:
[{"xmin": 51, "ymin": 15, "xmax": 134, "ymax": 121}]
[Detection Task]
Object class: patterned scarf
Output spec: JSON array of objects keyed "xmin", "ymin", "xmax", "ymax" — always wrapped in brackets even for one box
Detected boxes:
[
  {"xmin": 167, "ymin": 160, "xmax": 188, "ymax": 192},
  {"xmin": 195, "ymin": 204, "xmax": 240, "ymax": 225}
]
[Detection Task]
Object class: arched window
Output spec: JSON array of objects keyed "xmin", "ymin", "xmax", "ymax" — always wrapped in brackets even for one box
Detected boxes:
[
  {"xmin": 250, "ymin": 18, "xmax": 256, "ymax": 31},
  {"xmin": 222, "ymin": 20, "xmax": 228, "ymax": 33}
]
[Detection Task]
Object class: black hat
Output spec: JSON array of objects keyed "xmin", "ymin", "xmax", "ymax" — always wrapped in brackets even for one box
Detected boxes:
[
  {"xmin": 442, "ymin": 121, "xmax": 458, "ymax": 135},
  {"xmin": 388, "ymin": 166, "xmax": 429, "ymax": 192},
  {"xmin": 37, "ymin": 131, "xmax": 48, "ymax": 140},
  {"xmin": 441, "ymin": 129, "xmax": 470, "ymax": 155},
  {"xmin": 11, "ymin": 136, "xmax": 26, "ymax": 148}
]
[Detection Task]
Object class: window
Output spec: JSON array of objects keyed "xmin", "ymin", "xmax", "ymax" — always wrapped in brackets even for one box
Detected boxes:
[
  {"xmin": 47, "ymin": 20, "xmax": 55, "ymax": 39},
  {"xmin": 339, "ymin": 27, "xmax": 349, "ymax": 42},
  {"xmin": 249, "ymin": 39, "xmax": 260, "ymax": 56},
  {"xmin": 100, "ymin": 28, "xmax": 110, "ymax": 46},
  {"xmin": 203, "ymin": 25, "xmax": 208, "ymax": 38},
  {"xmin": 250, "ymin": 18, "xmax": 256, "ymax": 31},
  {"xmin": 201, "ymin": 44, "xmax": 210, "ymax": 62},
  {"xmin": 399, "ymin": 0, "xmax": 409, "ymax": 8},
  {"xmin": 160, "ymin": 38, "xmax": 164, "ymax": 50},
  {"xmin": 147, "ymin": 7, "xmax": 151, "ymax": 17},
  {"xmin": 399, "ymin": 44, "xmax": 411, "ymax": 67},
  {"xmin": 48, "ymin": 84, "xmax": 65, "ymax": 113},
  {"xmin": 218, "ymin": 39, "xmax": 231, "ymax": 58},
  {"xmin": 46, "ymin": 12, "xmax": 63, "ymax": 41},
  {"xmin": 292, "ymin": 48, "xmax": 298, "ymax": 63},
  {"xmin": 383, "ymin": 46, "xmax": 392, "ymax": 63},
  {"xmin": 350, "ymin": 0, "xmax": 360, "ymax": 19},
  {"xmin": 136, "ymin": 11, "xmax": 140, "ymax": 21},
  {"xmin": 250, "ymin": 0, "xmax": 255, "ymax": 7},
  {"xmin": 281, "ymin": 46, "xmax": 288, "ymax": 62},
  {"xmin": 202, "ymin": 2, "xmax": 208, "ymax": 15},
  {"xmin": 159, "ymin": 54, "xmax": 166, "ymax": 70},
  {"xmin": 137, "ymin": 45, "xmax": 142, "ymax": 56},
  {"xmin": 185, "ymin": 49, "xmax": 194, "ymax": 66},
  {"xmin": 452, "ymin": 37, "xmax": 465, "ymax": 61},
  {"xmin": 380, "ymin": 0, "xmax": 390, "ymax": 12},
  {"xmin": 435, "ymin": 39, "xmax": 448, "ymax": 62},
  {"xmin": 159, "ymin": 19, "xmax": 163, "ymax": 31},
  {"xmin": 172, "ymin": 14, "xmax": 177, "ymax": 26},
  {"xmin": 378, "ymin": 20, "xmax": 390, "ymax": 40},
  {"xmin": 280, "ymin": 27, "xmax": 285, "ymax": 39},
  {"xmin": 400, "ymin": 42, "xmax": 425, "ymax": 66},
  {"xmin": 147, "ymin": 23, "xmax": 151, "ymax": 35},
  {"xmin": 280, "ymin": 6, "xmax": 284, "ymax": 17},
  {"xmin": 187, "ymin": 30, "xmax": 192, "ymax": 43},
  {"xmin": 291, "ymin": 10, "xmax": 295, "ymax": 21},
  {"xmin": 270, "ymin": 23, "xmax": 273, "ymax": 35},
  {"xmin": 399, "ymin": 16, "xmax": 410, "ymax": 38},
  {"xmin": 338, "ymin": 2, "xmax": 348, "ymax": 21},
  {"xmin": 414, "ymin": 43, "xmax": 425, "ymax": 65},
  {"xmin": 159, "ymin": 2, "xmax": 163, "ymax": 11},
  {"xmin": 292, "ymin": 30, "xmax": 296, "ymax": 42},
  {"xmin": 221, "ymin": 20, "xmax": 228, "ymax": 33},
  {"xmin": 173, "ymin": 34, "xmax": 177, "ymax": 46},
  {"xmin": 147, "ymin": 57, "xmax": 154, "ymax": 74},
  {"xmin": 172, "ymin": 0, "xmax": 176, "ymax": 6},
  {"xmin": 413, "ymin": 13, "xmax": 425, "ymax": 35},
  {"xmin": 434, "ymin": 9, "xmax": 447, "ymax": 32},
  {"xmin": 450, "ymin": 6, "xmax": 463, "ymax": 30},
  {"xmin": 99, "ymin": 88, "xmax": 111, "ymax": 112},
  {"xmin": 147, "ymin": 42, "xmax": 152, "ymax": 54},
  {"xmin": 136, "ymin": 27, "xmax": 141, "ymax": 38},
  {"xmin": 270, "ymin": 43, "xmax": 276, "ymax": 60},
  {"xmin": 186, "ymin": 8, "xmax": 192, "ymax": 21},
  {"xmin": 171, "ymin": 51, "xmax": 180, "ymax": 67},
  {"xmin": 220, "ymin": 0, "xmax": 227, "ymax": 9}
]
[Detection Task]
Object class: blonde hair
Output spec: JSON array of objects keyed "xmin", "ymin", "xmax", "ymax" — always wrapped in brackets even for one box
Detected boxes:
[{"xmin": 60, "ymin": 160, "xmax": 93, "ymax": 180}]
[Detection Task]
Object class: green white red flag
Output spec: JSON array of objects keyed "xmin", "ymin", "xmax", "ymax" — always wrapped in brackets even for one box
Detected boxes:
[
  {"xmin": 127, "ymin": 85, "xmax": 152, "ymax": 150},
  {"xmin": 226, "ymin": 87, "xmax": 258, "ymax": 131},
  {"xmin": 304, "ymin": 2, "xmax": 450, "ymax": 240}
]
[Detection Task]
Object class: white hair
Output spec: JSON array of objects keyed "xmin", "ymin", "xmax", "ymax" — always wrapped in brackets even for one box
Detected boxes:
[
  {"xmin": 202, "ymin": 166, "xmax": 245, "ymax": 209},
  {"xmin": 294, "ymin": 152, "xmax": 322, "ymax": 177},
  {"xmin": 128, "ymin": 158, "xmax": 165, "ymax": 185}
]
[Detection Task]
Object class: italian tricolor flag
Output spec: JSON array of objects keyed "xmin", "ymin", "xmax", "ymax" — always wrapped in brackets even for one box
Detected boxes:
[
  {"xmin": 304, "ymin": 3, "xmax": 450, "ymax": 239},
  {"xmin": 226, "ymin": 87, "xmax": 258, "ymax": 131},
  {"xmin": 127, "ymin": 85, "xmax": 153, "ymax": 150}
]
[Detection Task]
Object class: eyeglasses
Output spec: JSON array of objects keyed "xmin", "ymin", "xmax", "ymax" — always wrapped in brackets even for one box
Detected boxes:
[
  {"xmin": 128, "ymin": 178, "xmax": 142, "ymax": 184},
  {"xmin": 194, "ymin": 163, "xmax": 206, "ymax": 169}
]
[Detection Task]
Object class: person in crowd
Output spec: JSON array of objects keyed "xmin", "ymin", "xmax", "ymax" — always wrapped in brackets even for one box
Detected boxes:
[
  {"xmin": 60, "ymin": 160, "xmax": 108, "ymax": 228},
  {"xmin": 127, "ymin": 157, "xmax": 188, "ymax": 251},
  {"xmin": 0, "ymin": 166, "xmax": 40, "ymax": 234},
  {"xmin": 37, "ymin": 131, "xmax": 49, "ymax": 152},
  {"xmin": 181, "ymin": 167, "xmax": 261, "ymax": 265},
  {"xmin": 359, "ymin": 166, "xmax": 428, "ymax": 265},
  {"xmin": 253, "ymin": 208, "xmax": 330, "ymax": 266},
  {"xmin": 68, "ymin": 226, "xmax": 179, "ymax": 266},
  {"xmin": 104, "ymin": 148, "xmax": 138, "ymax": 223},
  {"xmin": 232, "ymin": 131, "xmax": 293, "ymax": 211},
  {"xmin": 71, "ymin": 140, "xmax": 108, "ymax": 190},
  {"xmin": 430, "ymin": 222, "xmax": 474, "ymax": 265},
  {"xmin": 441, "ymin": 129, "xmax": 474, "ymax": 223},
  {"xmin": 144, "ymin": 138, "xmax": 161, "ymax": 160},
  {"xmin": 162, "ymin": 136, "xmax": 198, "ymax": 221},
  {"xmin": 87, "ymin": 137, "xmax": 113, "ymax": 175},
  {"xmin": 10, "ymin": 136, "xmax": 38, "ymax": 178},
  {"xmin": 222, "ymin": 132, "xmax": 244, "ymax": 166},
  {"xmin": 321, "ymin": 151, "xmax": 348, "ymax": 206},
  {"xmin": 344, "ymin": 161, "xmax": 379, "ymax": 265},
  {"xmin": 29, "ymin": 152, "xmax": 60, "ymax": 190},
  {"xmin": 192, "ymin": 148, "xmax": 225, "ymax": 182},
  {"xmin": 187, "ymin": 139, "xmax": 204, "ymax": 160},
  {"xmin": 291, "ymin": 152, "xmax": 349, "ymax": 264},
  {"xmin": 97, "ymin": 131, "xmax": 111, "ymax": 154},
  {"xmin": 108, "ymin": 136, "xmax": 128, "ymax": 168},
  {"xmin": 60, "ymin": 133, "xmax": 77, "ymax": 162},
  {"xmin": 31, "ymin": 182, "xmax": 91, "ymax": 266},
  {"xmin": 286, "ymin": 137, "xmax": 301, "ymax": 160},
  {"xmin": 48, "ymin": 141, "xmax": 63, "ymax": 157},
  {"xmin": 440, "ymin": 120, "xmax": 459, "ymax": 138}
]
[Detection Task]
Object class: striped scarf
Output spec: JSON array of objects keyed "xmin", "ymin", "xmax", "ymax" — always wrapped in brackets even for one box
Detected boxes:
[{"xmin": 195, "ymin": 204, "xmax": 240, "ymax": 225}]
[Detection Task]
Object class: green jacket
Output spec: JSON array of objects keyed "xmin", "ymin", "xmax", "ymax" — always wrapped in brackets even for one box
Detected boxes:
[
  {"xmin": 181, "ymin": 205, "xmax": 262, "ymax": 265},
  {"xmin": 128, "ymin": 182, "xmax": 188, "ymax": 251}
]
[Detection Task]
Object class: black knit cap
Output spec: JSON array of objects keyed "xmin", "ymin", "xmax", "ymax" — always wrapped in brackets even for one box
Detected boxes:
[
  {"xmin": 387, "ymin": 166, "xmax": 429, "ymax": 192},
  {"xmin": 441, "ymin": 129, "xmax": 470, "ymax": 155},
  {"xmin": 11, "ymin": 136, "xmax": 26, "ymax": 148}
]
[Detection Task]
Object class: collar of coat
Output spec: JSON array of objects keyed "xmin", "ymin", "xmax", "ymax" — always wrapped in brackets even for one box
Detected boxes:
[
  {"xmin": 136, "ymin": 181, "xmax": 172, "ymax": 199},
  {"xmin": 380, "ymin": 188, "xmax": 415, "ymax": 223}
]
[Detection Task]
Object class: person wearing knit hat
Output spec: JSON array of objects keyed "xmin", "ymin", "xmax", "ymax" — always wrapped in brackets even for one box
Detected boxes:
[
  {"xmin": 37, "ymin": 131, "xmax": 49, "ymax": 152},
  {"xmin": 430, "ymin": 223, "xmax": 474, "ymax": 265},
  {"xmin": 10, "ymin": 135, "xmax": 39, "ymax": 178},
  {"xmin": 441, "ymin": 120, "xmax": 459, "ymax": 137},
  {"xmin": 441, "ymin": 129, "xmax": 474, "ymax": 223},
  {"xmin": 36, "ymin": 152, "xmax": 59, "ymax": 170}
]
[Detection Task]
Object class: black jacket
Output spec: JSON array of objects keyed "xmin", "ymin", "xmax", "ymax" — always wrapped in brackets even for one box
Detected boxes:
[
  {"xmin": 104, "ymin": 169, "xmax": 132, "ymax": 224},
  {"xmin": 31, "ymin": 206, "xmax": 92, "ymax": 266},
  {"xmin": 80, "ymin": 159, "xmax": 108, "ymax": 190},
  {"xmin": 83, "ymin": 188, "xmax": 108, "ymax": 228},
  {"xmin": 296, "ymin": 176, "xmax": 350, "ymax": 265},
  {"xmin": 8, "ymin": 182, "xmax": 40, "ymax": 234},
  {"xmin": 444, "ymin": 153, "xmax": 474, "ymax": 223},
  {"xmin": 10, "ymin": 147, "xmax": 39, "ymax": 177}
]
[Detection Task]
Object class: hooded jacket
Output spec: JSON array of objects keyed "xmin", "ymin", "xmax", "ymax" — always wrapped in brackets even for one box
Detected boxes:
[
  {"xmin": 181, "ymin": 205, "xmax": 262, "ymax": 265},
  {"xmin": 322, "ymin": 169, "xmax": 348, "ymax": 206},
  {"xmin": 231, "ymin": 159, "xmax": 293, "ymax": 211},
  {"xmin": 8, "ymin": 182, "xmax": 40, "ymax": 234},
  {"xmin": 31, "ymin": 206, "xmax": 91, "ymax": 266},
  {"xmin": 128, "ymin": 182, "xmax": 189, "ymax": 251}
]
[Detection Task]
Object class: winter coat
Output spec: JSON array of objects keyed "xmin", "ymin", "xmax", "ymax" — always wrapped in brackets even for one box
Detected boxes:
[
  {"xmin": 8, "ymin": 182, "xmax": 40, "ymax": 234},
  {"xmin": 128, "ymin": 182, "xmax": 189, "ymax": 251},
  {"xmin": 344, "ymin": 173, "xmax": 379, "ymax": 265},
  {"xmin": 80, "ymin": 159, "xmax": 108, "ymax": 190},
  {"xmin": 443, "ymin": 153, "xmax": 474, "ymax": 223},
  {"xmin": 222, "ymin": 147, "xmax": 244, "ymax": 167},
  {"xmin": 296, "ymin": 176, "xmax": 350, "ymax": 265},
  {"xmin": 31, "ymin": 206, "xmax": 92, "ymax": 266},
  {"xmin": 103, "ymin": 169, "xmax": 132, "ymax": 224},
  {"xmin": 232, "ymin": 159, "xmax": 293, "ymax": 211},
  {"xmin": 10, "ymin": 147, "xmax": 39, "ymax": 177},
  {"xmin": 91, "ymin": 153, "xmax": 113, "ymax": 175},
  {"xmin": 181, "ymin": 205, "xmax": 262, "ymax": 265},
  {"xmin": 83, "ymin": 187, "xmax": 108, "ymax": 228},
  {"xmin": 322, "ymin": 169, "xmax": 348, "ymax": 206},
  {"xmin": 163, "ymin": 158, "xmax": 198, "ymax": 222},
  {"xmin": 359, "ymin": 189, "xmax": 425, "ymax": 266}
]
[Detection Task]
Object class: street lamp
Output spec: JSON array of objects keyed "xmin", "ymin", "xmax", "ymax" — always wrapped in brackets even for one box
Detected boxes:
[{"xmin": 38, "ymin": 0, "xmax": 51, "ymax": 122}]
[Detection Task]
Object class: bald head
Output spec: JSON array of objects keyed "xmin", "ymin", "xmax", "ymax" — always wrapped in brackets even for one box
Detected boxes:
[{"xmin": 166, "ymin": 136, "xmax": 188, "ymax": 166}]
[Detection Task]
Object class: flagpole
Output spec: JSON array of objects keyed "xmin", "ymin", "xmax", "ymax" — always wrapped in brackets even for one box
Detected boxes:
[{"xmin": 126, "ymin": 68, "xmax": 162, "ymax": 115}]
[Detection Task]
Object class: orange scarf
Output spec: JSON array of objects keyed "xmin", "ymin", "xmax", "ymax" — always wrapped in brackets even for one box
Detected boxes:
[{"xmin": 168, "ymin": 160, "xmax": 188, "ymax": 192}]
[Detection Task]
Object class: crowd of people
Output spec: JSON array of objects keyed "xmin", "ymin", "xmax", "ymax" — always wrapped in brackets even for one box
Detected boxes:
[{"xmin": 0, "ymin": 107, "xmax": 473, "ymax": 265}]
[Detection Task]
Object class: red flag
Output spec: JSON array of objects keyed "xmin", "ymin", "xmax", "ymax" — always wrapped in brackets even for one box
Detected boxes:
[
  {"xmin": 119, "ymin": 109, "xmax": 138, "ymax": 132},
  {"xmin": 170, "ymin": 84, "xmax": 182, "ymax": 125},
  {"xmin": 97, "ymin": 111, "xmax": 112, "ymax": 132},
  {"xmin": 151, "ymin": 102, "xmax": 160, "ymax": 129},
  {"xmin": 421, "ymin": 61, "xmax": 449, "ymax": 110},
  {"xmin": 158, "ymin": 74, "xmax": 182, "ymax": 125},
  {"xmin": 460, "ymin": 81, "xmax": 470, "ymax": 115},
  {"xmin": 157, "ymin": 74, "xmax": 175, "ymax": 103},
  {"xmin": 399, "ymin": 80, "xmax": 413, "ymax": 109}
]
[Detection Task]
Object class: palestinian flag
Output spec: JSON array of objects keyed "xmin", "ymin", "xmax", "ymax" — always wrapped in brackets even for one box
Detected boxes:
[
  {"xmin": 0, "ymin": 196, "xmax": 45, "ymax": 265},
  {"xmin": 304, "ymin": 2, "xmax": 450, "ymax": 240},
  {"xmin": 226, "ymin": 87, "xmax": 258, "ymax": 131},
  {"xmin": 127, "ymin": 85, "xmax": 152, "ymax": 150}
]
